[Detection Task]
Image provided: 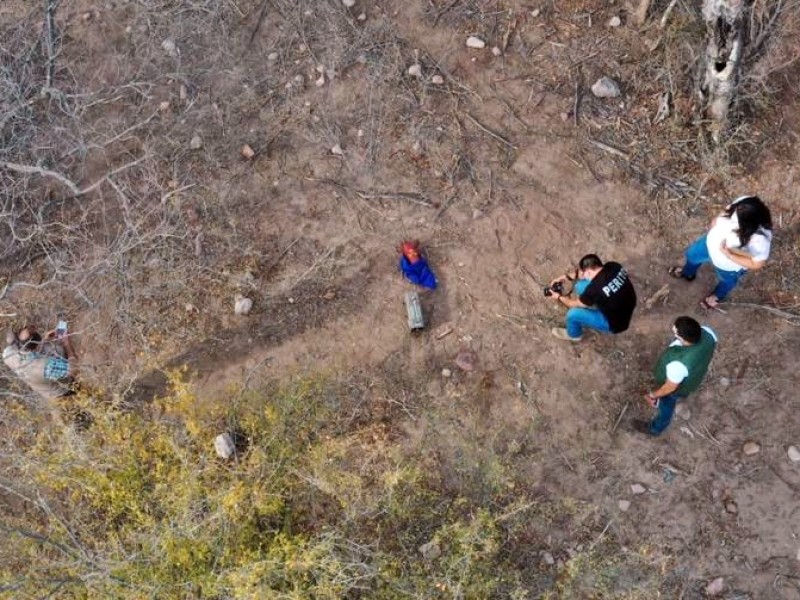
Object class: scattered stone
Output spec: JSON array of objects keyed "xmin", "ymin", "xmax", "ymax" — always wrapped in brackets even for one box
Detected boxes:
[
  {"xmin": 357, "ymin": 129, "xmax": 365, "ymax": 138},
  {"xmin": 788, "ymin": 446, "xmax": 800, "ymax": 463},
  {"xmin": 441, "ymin": 368, "xmax": 452, "ymax": 378},
  {"xmin": 240, "ymin": 144, "xmax": 255, "ymax": 160},
  {"xmin": 267, "ymin": 52, "xmax": 279, "ymax": 61},
  {"xmin": 724, "ymin": 498, "xmax": 738, "ymax": 514},
  {"xmin": 719, "ymin": 376, "xmax": 731, "ymax": 388},
  {"xmin": 608, "ymin": 15, "xmax": 622, "ymax": 27},
  {"xmin": 179, "ymin": 84, "xmax": 188, "ymax": 102},
  {"xmin": 618, "ymin": 499, "xmax": 631, "ymax": 512},
  {"xmin": 331, "ymin": 144, "xmax": 344, "ymax": 156},
  {"xmin": 431, "ymin": 74, "xmax": 445, "ymax": 85},
  {"xmin": 293, "ymin": 74, "xmax": 305, "ymax": 87},
  {"xmin": 82, "ymin": 12, "xmax": 93, "ymax": 21},
  {"xmin": 472, "ymin": 208, "xmax": 484, "ymax": 220},
  {"xmin": 419, "ymin": 540, "xmax": 441, "ymax": 560},
  {"xmin": 158, "ymin": 100, "xmax": 170, "ymax": 112},
  {"xmin": 342, "ymin": 0, "xmax": 356, "ymax": 6},
  {"xmin": 630, "ymin": 483, "xmax": 646, "ymax": 495},
  {"xmin": 705, "ymin": 577, "xmax": 725, "ymax": 597},
  {"xmin": 189, "ymin": 135, "xmax": 203, "ymax": 150},
  {"xmin": 541, "ymin": 551, "xmax": 555, "ymax": 565},
  {"xmin": 742, "ymin": 441, "xmax": 761, "ymax": 456},
  {"xmin": 675, "ymin": 404, "xmax": 691, "ymax": 421},
  {"xmin": 466, "ymin": 36, "xmax": 486, "ymax": 49},
  {"xmin": 161, "ymin": 38, "xmax": 178, "ymax": 58},
  {"xmin": 530, "ymin": 8, "xmax": 541, "ymax": 17},
  {"xmin": 357, "ymin": 12, "xmax": 367, "ymax": 21},
  {"xmin": 315, "ymin": 73, "xmax": 325, "ymax": 87},
  {"xmin": 234, "ymin": 295, "xmax": 253, "ymax": 316},
  {"xmin": 407, "ymin": 63, "xmax": 423, "ymax": 78},
  {"xmin": 491, "ymin": 46, "xmax": 502, "ymax": 57},
  {"xmin": 591, "ymin": 76, "xmax": 621, "ymax": 98},
  {"xmin": 214, "ymin": 433, "xmax": 236, "ymax": 459},
  {"xmin": 185, "ymin": 303, "xmax": 198, "ymax": 313},
  {"xmin": 455, "ymin": 350, "xmax": 477, "ymax": 372}
]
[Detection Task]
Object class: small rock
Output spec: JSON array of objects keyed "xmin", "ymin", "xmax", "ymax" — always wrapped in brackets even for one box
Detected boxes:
[
  {"xmin": 214, "ymin": 433, "xmax": 236, "ymax": 459},
  {"xmin": 472, "ymin": 208, "xmax": 484, "ymax": 220},
  {"xmin": 466, "ymin": 36, "xmax": 486, "ymax": 49},
  {"xmin": 441, "ymin": 368, "xmax": 452, "ymax": 378},
  {"xmin": 431, "ymin": 74, "xmax": 444, "ymax": 85},
  {"xmin": 293, "ymin": 74, "xmax": 305, "ymax": 86},
  {"xmin": 618, "ymin": 499, "xmax": 631, "ymax": 512},
  {"xmin": 675, "ymin": 404, "xmax": 691, "ymax": 421},
  {"xmin": 788, "ymin": 446, "xmax": 800, "ymax": 463},
  {"xmin": 705, "ymin": 577, "xmax": 725, "ymax": 597},
  {"xmin": 419, "ymin": 540, "xmax": 441, "ymax": 560},
  {"xmin": 315, "ymin": 73, "xmax": 325, "ymax": 87},
  {"xmin": 179, "ymin": 84, "xmax": 187, "ymax": 102},
  {"xmin": 724, "ymin": 499, "xmax": 738, "ymax": 514},
  {"xmin": 158, "ymin": 100, "xmax": 171, "ymax": 111},
  {"xmin": 240, "ymin": 144, "xmax": 255, "ymax": 160},
  {"xmin": 267, "ymin": 52, "xmax": 279, "ymax": 61},
  {"xmin": 331, "ymin": 144, "xmax": 344, "ymax": 156},
  {"xmin": 184, "ymin": 303, "xmax": 198, "ymax": 313},
  {"xmin": 491, "ymin": 46, "xmax": 502, "ymax": 56},
  {"xmin": 630, "ymin": 483, "xmax": 646, "ymax": 495},
  {"xmin": 407, "ymin": 64, "xmax": 423, "ymax": 78},
  {"xmin": 541, "ymin": 551, "xmax": 555, "ymax": 565},
  {"xmin": 719, "ymin": 376, "xmax": 731, "ymax": 388},
  {"xmin": 530, "ymin": 8, "xmax": 541, "ymax": 17},
  {"xmin": 743, "ymin": 441, "xmax": 761, "ymax": 456},
  {"xmin": 82, "ymin": 12, "xmax": 92, "ymax": 21},
  {"xmin": 234, "ymin": 295, "xmax": 253, "ymax": 316},
  {"xmin": 357, "ymin": 12, "xmax": 367, "ymax": 21},
  {"xmin": 189, "ymin": 135, "xmax": 203, "ymax": 150},
  {"xmin": 357, "ymin": 129, "xmax": 364, "ymax": 138},
  {"xmin": 342, "ymin": 0, "xmax": 356, "ymax": 6},
  {"xmin": 455, "ymin": 350, "xmax": 477, "ymax": 372},
  {"xmin": 591, "ymin": 76, "xmax": 621, "ymax": 98},
  {"xmin": 161, "ymin": 38, "xmax": 179, "ymax": 58},
  {"xmin": 608, "ymin": 16, "xmax": 622, "ymax": 27}
]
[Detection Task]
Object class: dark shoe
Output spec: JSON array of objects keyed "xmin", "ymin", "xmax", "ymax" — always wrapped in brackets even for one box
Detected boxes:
[
  {"xmin": 667, "ymin": 266, "xmax": 696, "ymax": 282},
  {"xmin": 631, "ymin": 419, "xmax": 653, "ymax": 436}
]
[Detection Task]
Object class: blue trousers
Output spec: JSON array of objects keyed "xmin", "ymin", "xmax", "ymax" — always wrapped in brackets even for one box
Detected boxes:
[
  {"xmin": 681, "ymin": 235, "xmax": 745, "ymax": 301},
  {"xmin": 649, "ymin": 393, "xmax": 684, "ymax": 435},
  {"xmin": 565, "ymin": 280, "xmax": 612, "ymax": 339}
]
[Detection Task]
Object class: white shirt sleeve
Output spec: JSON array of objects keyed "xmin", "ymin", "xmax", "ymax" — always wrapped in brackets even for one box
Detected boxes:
[
  {"xmin": 745, "ymin": 231, "xmax": 771, "ymax": 262},
  {"xmin": 665, "ymin": 361, "xmax": 689, "ymax": 384}
]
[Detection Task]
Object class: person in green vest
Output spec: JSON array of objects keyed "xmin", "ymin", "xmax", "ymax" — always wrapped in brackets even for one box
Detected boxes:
[{"xmin": 633, "ymin": 316, "xmax": 718, "ymax": 436}]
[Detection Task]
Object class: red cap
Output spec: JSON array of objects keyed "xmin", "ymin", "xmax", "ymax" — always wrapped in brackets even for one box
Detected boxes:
[{"xmin": 400, "ymin": 240, "xmax": 421, "ymax": 263}]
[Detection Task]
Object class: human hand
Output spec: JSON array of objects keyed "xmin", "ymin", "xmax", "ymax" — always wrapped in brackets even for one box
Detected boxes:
[
  {"xmin": 644, "ymin": 392, "xmax": 659, "ymax": 408},
  {"xmin": 549, "ymin": 274, "xmax": 567, "ymax": 287}
]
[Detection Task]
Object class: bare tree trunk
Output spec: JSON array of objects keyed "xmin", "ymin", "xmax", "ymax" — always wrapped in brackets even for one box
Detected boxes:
[{"xmin": 700, "ymin": 0, "xmax": 747, "ymax": 141}]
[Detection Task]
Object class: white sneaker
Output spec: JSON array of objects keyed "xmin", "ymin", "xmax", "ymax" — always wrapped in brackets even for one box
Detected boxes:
[{"xmin": 551, "ymin": 327, "xmax": 582, "ymax": 342}]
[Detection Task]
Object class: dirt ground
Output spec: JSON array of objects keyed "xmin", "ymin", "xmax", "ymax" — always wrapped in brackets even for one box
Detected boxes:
[{"xmin": 2, "ymin": 0, "xmax": 800, "ymax": 597}]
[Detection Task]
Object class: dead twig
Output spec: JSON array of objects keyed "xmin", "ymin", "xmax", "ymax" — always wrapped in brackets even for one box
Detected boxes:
[
  {"xmin": 586, "ymin": 139, "xmax": 630, "ymax": 160},
  {"xmin": 610, "ymin": 401, "xmax": 629, "ymax": 434},
  {"xmin": 727, "ymin": 302, "xmax": 800, "ymax": 324},
  {"xmin": 464, "ymin": 113, "xmax": 517, "ymax": 149}
]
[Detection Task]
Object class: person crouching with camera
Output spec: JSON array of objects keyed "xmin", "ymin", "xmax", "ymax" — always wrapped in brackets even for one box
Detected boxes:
[{"xmin": 546, "ymin": 254, "xmax": 637, "ymax": 342}]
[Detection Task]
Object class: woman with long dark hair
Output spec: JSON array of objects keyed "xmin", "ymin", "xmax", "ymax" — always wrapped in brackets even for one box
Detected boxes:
[{"xmin": 669, "ymin": 196, "xmax": 773, "ymax": 308}]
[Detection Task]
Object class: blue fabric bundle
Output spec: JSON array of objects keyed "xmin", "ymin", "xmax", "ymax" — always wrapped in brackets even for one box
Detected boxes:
[{"xmin": 400, "ymin": 256, "xmax": 437, "ymax": 289}]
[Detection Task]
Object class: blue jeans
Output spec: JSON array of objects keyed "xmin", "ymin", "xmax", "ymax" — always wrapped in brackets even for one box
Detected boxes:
[
  {"xmin": 681, "ymin": 235, "xmax": 746, "ymax": 301},
  {"xmin": 649, "ymin": 393, "xmax": 682, "ymax": 435},
  {"xmin": 565, "ymin": 280, "xmax": 612, "ymax": 339}
]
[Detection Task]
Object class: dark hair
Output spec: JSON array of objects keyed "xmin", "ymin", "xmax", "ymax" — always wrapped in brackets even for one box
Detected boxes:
[
  {"xmin": 726, "ymin": 196, "xmax": 772, "ymax": 247},
  {"xmin": 20, "ymin": 331, "xmax": 42, "ymax": 352},
  {"xmin": 578, "ymin": 254, "xmax": 603, "ymax": 271},
  {"xmin": 674, "ymin": 316, "xmax": 701, "ymax": 344}
]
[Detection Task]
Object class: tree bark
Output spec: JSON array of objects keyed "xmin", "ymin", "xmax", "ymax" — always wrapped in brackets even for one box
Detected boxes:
[{"xmin": 700, "ymin": 0, "xmax": 747, "ymax": 141}]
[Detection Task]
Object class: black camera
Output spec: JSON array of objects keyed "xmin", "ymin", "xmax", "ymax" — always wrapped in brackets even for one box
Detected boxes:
[{"xmin": 543, "ymin": 281, "xmax": 564, "ymax": 297}]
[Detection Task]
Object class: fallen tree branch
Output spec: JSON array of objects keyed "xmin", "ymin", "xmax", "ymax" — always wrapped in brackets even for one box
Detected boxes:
[
  {"xmin": 727, "ymin": 302, "xmax": 800, "ymax": 323},
  {"xmin": 306, "ymin": 177, "xmax": 432, "ymax": 207},
  {"xmin": 464, "ymin": 113, "xmax": 517, "ymax": 149},
  {"xmin": 0, "ymin": 156, "xmax": 147, "ymax": 197}
]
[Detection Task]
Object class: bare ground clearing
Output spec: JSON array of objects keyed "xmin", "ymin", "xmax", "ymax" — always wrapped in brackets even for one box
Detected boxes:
[{"xmin": 1, "ymin": 0, "xmax": 800, "ymax": 597}]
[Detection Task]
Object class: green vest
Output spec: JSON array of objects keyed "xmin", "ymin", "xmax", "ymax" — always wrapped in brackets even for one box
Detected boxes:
[{"xmin": 653, "ymin": 329, "xmax": 717, "ymax": 396}]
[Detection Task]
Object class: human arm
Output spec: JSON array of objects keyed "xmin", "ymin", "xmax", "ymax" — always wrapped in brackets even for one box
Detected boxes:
[
  {"xmin": 644, "ymin": 380, "xmax": 679, "ymax": 407},
  {"xmin": 720, "ymin": 241, "xmax": 767, "ymax": 271},
  {"xmin": 549, "ymin": 292, "xmax": 588, "ymax": 309},
  {"xmin": 549, "ymin": 268, "xmax": 578, "ymax": 288}
]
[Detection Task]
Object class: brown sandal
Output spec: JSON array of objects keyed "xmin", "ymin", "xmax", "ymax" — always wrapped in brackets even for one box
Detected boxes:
[{"xmin": 668, "ymin": 266, "xmax": 695, "ymax": 281}]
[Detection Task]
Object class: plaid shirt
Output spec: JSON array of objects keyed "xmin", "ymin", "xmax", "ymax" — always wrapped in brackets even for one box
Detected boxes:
[{"xmin": 43, "ymin": 357, "xmax": 70, "ymax": 381}]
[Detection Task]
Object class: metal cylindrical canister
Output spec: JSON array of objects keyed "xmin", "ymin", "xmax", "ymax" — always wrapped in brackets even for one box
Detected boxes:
[{"xmin": 405, "ymin": 290, "xmax": 425, "ymax": 331}]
